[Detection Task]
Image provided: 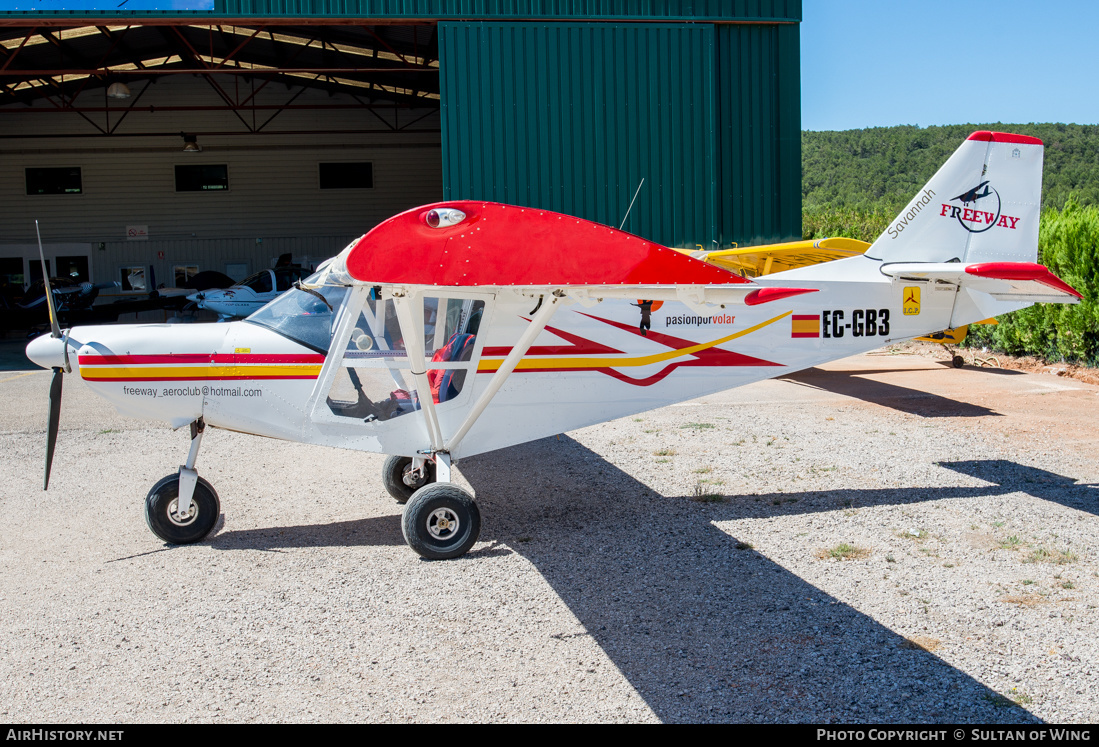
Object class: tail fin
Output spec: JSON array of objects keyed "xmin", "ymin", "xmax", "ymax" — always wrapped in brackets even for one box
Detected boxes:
[{"xmin": 866, "ymin": 131, "xmax": 1043, "ymax": 265}]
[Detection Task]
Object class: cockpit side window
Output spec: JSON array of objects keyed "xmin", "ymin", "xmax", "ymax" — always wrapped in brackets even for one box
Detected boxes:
[
  {"xmin": 243, "ymin": 271, "xmax": 273, "ymax": 293},
  {"xmin": 245, "ymin": 270, "xmax": 349, "ymax": 353}
]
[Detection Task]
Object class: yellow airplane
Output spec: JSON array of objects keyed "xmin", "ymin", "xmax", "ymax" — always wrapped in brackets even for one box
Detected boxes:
[{"xmin": 682, "ymin": 237, "xmax": 994, "ymax": 368}]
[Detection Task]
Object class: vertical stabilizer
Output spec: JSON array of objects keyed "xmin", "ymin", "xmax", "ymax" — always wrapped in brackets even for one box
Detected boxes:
[{"xmin": 866, "ymin": 132, "xmax": 1043, "ymax": 265}]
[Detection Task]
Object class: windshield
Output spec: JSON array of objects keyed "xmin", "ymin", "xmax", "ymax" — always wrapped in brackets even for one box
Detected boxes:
[{"xmin": 245, "ymin": 269, "xmax": 349, "ymax": 352}]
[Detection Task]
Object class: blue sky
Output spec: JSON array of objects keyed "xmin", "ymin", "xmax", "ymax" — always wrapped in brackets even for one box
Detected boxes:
[{"xmin": 801, "ymin": 0, "xmax": 1099, "ymax": 131}]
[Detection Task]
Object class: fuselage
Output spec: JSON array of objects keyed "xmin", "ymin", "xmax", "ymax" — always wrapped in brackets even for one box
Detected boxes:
[{"xmin": 26, "ymin": 255, "xmax": 982, "ymax": 460}]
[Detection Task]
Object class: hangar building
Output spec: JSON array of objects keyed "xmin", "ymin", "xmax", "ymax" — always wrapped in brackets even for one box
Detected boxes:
[{"xmin": 0, "ymin": 1, "xmax": 801, "ymax": 298}]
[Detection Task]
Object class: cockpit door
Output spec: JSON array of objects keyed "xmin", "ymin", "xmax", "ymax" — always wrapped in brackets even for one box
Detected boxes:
[{"xmin": 308, "ymin": 286, "xmax": 493, "ymax": 451}]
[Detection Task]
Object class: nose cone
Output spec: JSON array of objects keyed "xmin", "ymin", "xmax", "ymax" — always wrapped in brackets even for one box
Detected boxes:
[{"xmin": 26, "ymin": 334, "xmax": 67, "ymax": 370}]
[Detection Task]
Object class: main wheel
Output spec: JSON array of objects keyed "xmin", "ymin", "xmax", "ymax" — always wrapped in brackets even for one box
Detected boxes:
[
  {"xmin": 382, "ymin": 455, "xmax": 436, "ymax": 504},
  {"xmin": 401, "ymin": 483, "xmax": 481, "ymax": 560},
  {"xmin": 144, "ymin": 473, "xmax": 221, "ymax": 545}
]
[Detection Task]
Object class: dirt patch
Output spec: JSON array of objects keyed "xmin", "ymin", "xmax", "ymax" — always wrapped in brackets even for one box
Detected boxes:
[
  {"xmin": 891, "ymin": 341, "xmax": 1099, "ymax": 387},
  {"xmin": 1000, "ymin": 594, "xmax": 1049, "ymax": 607},
  {"xmin": 965, "ymin": 532, "xmax": 1000, "ymax": 551},
  {"xmin": 902, "ymin": 636, "xmax": 943, "ymax": 652}
]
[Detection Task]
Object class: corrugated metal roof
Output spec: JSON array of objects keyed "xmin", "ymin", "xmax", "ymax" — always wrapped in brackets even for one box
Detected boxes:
[{"xmin": 0, "ymin": 0, "xmax": 801, "ymax": 22}]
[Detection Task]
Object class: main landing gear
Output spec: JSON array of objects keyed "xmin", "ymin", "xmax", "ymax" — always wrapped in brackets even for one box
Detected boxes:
[
  {"xmin": 138, "ymin": 422, "xmax": 480, "ymax": 559},
  {"xmin": 387, "ymin": 452, "xmax": 481, "ymax": 560},
  {"xmin": 144, "ymin": 419, "xmax": 220, "ymax": 545},
  {"xmin": 382, "ymin": 454, "xmax": 436, "ymax": 504}
]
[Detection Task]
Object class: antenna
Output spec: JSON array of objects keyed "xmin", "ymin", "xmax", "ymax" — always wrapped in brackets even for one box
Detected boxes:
[{"xmin": 619, "ymin": 178, "xmax": 645, "ymax": 231}]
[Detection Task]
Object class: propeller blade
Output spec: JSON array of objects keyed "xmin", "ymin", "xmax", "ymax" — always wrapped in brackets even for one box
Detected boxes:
[
  {"xmin": 44, "ymin": 366, "xmax": 63, "ymax": 490},
  {"xmin": 35, "ymin": 220, "xmax": 62, "ymax": 339}
]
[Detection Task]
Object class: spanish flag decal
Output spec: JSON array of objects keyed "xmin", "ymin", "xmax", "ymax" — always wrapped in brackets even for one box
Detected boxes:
[{"xmin": 791, "ymin": 314, "xmax": 820, "ymax": 338}]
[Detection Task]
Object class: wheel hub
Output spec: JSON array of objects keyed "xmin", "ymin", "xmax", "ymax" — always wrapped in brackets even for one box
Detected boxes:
[
  {"xmin": 402, "ymin": 465, "xmax": 426, "ymax": 489},
  {"xmin": 167, "ymin": 498, "xmax": 198, "ymax": 527},
  {"xmin": 426, "ymin": 507, "xmax": 459, "ymax": 540}
]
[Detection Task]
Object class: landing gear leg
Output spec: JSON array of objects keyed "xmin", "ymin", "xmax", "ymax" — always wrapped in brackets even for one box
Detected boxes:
[
  {"xmin": 143, "ymin": 419, "xmax": 221, "ymax": 545},
  {"xmin": 400, "ymin": 452, "xmax": 481, "ymax": 560},
  {"xmin": 942, "ymin": 344, "xmax": 965, "ymax": 368}
]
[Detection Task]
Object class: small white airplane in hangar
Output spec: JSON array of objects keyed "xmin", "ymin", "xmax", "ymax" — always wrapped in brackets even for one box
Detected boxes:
[
  {"xmin": 187, "ymin": 265, "xmax": 311, "ymax": 320},
  {"xmin": 27, "ymin": 131, "xmax": 1081, "ymax": 560}
]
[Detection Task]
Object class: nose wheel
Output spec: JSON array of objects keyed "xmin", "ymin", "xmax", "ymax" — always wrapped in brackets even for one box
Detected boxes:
[
  {"xmin": 401, "ymin": 483, "xmax": 481, "ymax": 560},
  {"xmin": 143, "ymin": 418, "xmax": 220, "ymax": 545}
]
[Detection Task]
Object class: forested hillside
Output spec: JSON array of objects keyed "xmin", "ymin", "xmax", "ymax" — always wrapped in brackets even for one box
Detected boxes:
[
  {"xmin": 802, "ymin": 124, "xmax": 1099, "ymax": 241},
  {"xmin": 800, "ymin": 124, "xmax": 1099, "ymax": 365}
]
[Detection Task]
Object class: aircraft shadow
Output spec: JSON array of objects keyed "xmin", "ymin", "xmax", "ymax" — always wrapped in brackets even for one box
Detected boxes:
[
  {"xmin": 937, "ymin": 460, "xmax": 1099, "ymax": 515},
  {"xmin": 457, "ymin": 436, "xmax": 1060, "ymax": 724},
  {"xmin": 210, "ymin": 515, "xmax": 405, "ymax": 550},
  {"xmin": 780, "ymin": 367, "xmax": 1001, "ymax": 418},
  {"xmin": 658, "ymin": 462, "xmax": 1098, "ymax": 521}
]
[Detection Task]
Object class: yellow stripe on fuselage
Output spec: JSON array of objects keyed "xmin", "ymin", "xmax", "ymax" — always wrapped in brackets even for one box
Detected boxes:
[
  {"xmin": 82, "ymin": 364, "xmax": 322, "ymax": 380},
  {"xmin": 477, "ymin": 311, "xmax": 792, "ymax": 372}
]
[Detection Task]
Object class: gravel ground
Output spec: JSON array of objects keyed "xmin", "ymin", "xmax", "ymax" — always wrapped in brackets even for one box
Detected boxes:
[{"xmin": 1, "ymin": 345, "xmax": 1097, "ymax": 723}]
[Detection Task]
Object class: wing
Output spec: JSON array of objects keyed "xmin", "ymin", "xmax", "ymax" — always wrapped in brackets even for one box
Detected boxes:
[
  {"xmin": 339, "ymin": 201, "xmax": 819, "ymax": 307},
  {"xmin": 686, "ymin": 237, "xmax": 870, "ymax": 277}
]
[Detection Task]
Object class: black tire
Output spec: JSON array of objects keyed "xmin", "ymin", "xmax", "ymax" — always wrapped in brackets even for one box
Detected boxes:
[
  {"xmin": 382, "ymin": 455, "xmax": 436, "ymax": 504},
  {"xmin": 952, "ymin": 355, "xmax": 965, "ymax": 369},
  {"xmin": 143, "ymin": 473, "xmax": 221, "ymax": 545},
  {"xmin": 401, "ymin": 483, "xmax": 481, "ymax": 560}
]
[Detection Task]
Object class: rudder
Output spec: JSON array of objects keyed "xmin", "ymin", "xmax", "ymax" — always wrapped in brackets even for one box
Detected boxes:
[{"xmin": 866, "ymin": 132, "xmax": 1043, "ymax": 265}]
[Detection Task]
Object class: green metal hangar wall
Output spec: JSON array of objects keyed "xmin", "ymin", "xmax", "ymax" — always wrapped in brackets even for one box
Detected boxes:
[{"xmin": 0, "ymin": 1, "xmax": 801, "ymax": 294}]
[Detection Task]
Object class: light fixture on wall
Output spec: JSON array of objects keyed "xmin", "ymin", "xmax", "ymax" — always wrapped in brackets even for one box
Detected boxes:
[
  {"xmin": 181, "ymin": 132, "xmax": 202, "ymax": 153},
  {"xmin": 105, "ymin": 81, "xmax": 132, "ymax": 99},
  {"xmin": 106, "ymin": 82, "xmax": 132, "ymax": 99}
]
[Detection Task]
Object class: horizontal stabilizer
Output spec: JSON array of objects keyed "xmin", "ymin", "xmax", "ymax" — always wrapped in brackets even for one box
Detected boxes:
[{"xmin": 880, "ymin": 262, "xmax": 1081, "ymax": 303}]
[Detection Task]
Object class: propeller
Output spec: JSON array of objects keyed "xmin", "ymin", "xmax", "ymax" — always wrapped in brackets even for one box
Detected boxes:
[
  {"xmin": 45, "ymin": 365, "xmax": 63, "ymax": 490},
  {"xmin": 36, "ymin": 220, "xmax": 65, "ymax": 490}
]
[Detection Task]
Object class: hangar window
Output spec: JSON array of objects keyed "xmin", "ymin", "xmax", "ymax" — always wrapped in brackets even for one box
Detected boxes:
[
  {"xmin": 26, "ymin": 167, "xmax": 82, "ymax": 195},
  {"xmin": 175, "ymin": 164, "xmax": 229, "ymax": 192},
  {"xmin": 319, "ymin": 162, "xmax": 373, "ymax": 190},
  {"xmin": 120, "ymin": 266, "xmax": 147, "ymax": 292},
  {"xmin": 0, "ymin": 257, "xmax": 24, "ymax": 287},
  {"xmin": 174, "ymin": 265, "xmax": 200, "ymax": 286}
]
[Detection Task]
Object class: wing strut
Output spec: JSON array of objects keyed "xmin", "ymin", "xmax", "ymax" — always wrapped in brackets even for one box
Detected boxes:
[
  {"xmin": 392, "ymin": 292, "xmax": 445, "ymax": 451},
  {"xmin": 443, "ymin": 293, "xmax": 564, "ymax": 454}
]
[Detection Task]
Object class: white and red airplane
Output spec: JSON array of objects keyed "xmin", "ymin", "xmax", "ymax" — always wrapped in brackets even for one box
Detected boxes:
[{"xmin": 26, "ymin": 131, "xmax": 1081, "ymax": 559}]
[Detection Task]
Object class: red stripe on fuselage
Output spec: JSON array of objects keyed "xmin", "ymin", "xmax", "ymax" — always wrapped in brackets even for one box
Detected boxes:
[
  {"xmin": 488, "ymin": 313, "xmax": 781, "ymax": 386},
  {"xmin": 78, "ymin": 353, "xmax": 325, "ymax": 366},
  {"xmin": 482, "ymin": 320, "xmax": 625, "ymax": 358}
]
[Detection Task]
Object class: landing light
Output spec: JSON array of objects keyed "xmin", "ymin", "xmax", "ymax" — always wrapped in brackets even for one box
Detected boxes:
[{"xmin": 425, "ymin": 208, "xmax": 466, "ymax": 229}]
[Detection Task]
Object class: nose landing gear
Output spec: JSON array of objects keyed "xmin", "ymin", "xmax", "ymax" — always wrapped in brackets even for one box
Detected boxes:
[{"xmin": 143, "ymin": 419, "xmax": 221, "ymax": 545}]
